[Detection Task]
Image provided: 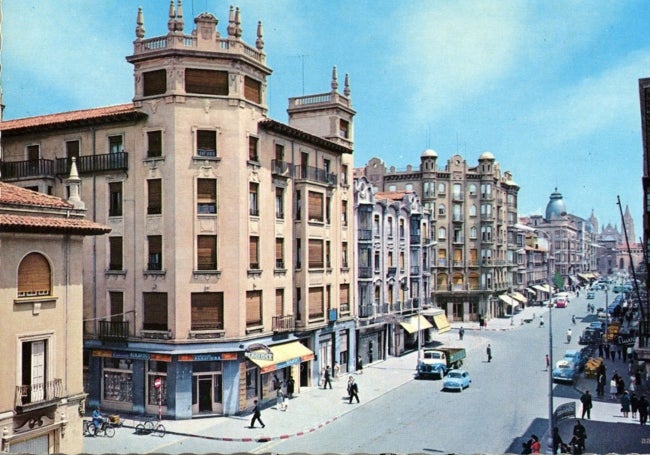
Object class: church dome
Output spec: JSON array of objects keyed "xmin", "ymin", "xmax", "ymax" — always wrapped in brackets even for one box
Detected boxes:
[
  {"xmin": 479, "ymin": 151, "xmax": 495, "ymax": 160},
  {"xmin": 421, "ymin": 149, "xmax": 437, "ymax": 158},
  {"xmin": 545, "ymin": 188, "xmax": 567, "ymax": 220}
]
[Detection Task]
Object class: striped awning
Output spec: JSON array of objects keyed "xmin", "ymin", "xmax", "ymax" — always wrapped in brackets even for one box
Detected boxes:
[
  {"xmin": 511, "ymin": 292, "xmax": 528, "ymax": 303},
  {"xmin": 499, "ymin": 294, "xmax": 519, "ymax": 307}
]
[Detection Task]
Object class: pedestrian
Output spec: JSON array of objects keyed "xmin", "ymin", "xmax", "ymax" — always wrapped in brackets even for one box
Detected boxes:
[
  {"xmin": 286, "ymin": 375, "xmax": 295, "ymax": 398},
  {"xmin": 272, "ymin": 373, "xmax": 281, "ymax": 391},
  {"xmin": 609, "ymin": 377, "xmax": 617, "ymax": 400},
  {"xmin": 458, "ymin": 326, "xmax": 464, "ymax": 340},
  {"xmin": 552, "ymin": 426, "xmax": 564, "ymax": 455},
  {"xmin": 630, "ymin": 373, "xmax": 636, "ymax": 393},
  {"xmin": 598, "ymin": 343, "xmax": 604, "ymax": 358},
  {"xmin": 620, "ymin": 390, "xmax": 631, "ymax": 418},
  {"xmin": 322, "ymin": 365, "xmax": 332, "ymax": 389},
  {"xmin": 530, "ymin": 434, "xmax": 541, "ymax": 454},
  {"xmin": 249, "ymin": 400, "xmax": 265, "ymax": 428},
  {"xmin": 486, "ymin": 344, "xmax": 492, "ymax": 363},
  {"xmin": 596, "ymin": 373, "xmax": 605, "ymax": 397},
  {"xmin": 347, "ymin": 376, "xmax": 360, "ymax": 404},
  {"xmin": 545, "ymin": 354, "xmax": 550, "ymax": 371},
  {"xmin": 616, "ymin": 376, "xmax": 625, "ymax": 397},
  {"xmin": 580, "ymin": 390, "xmax": 592, "ymax": 419},
  {"xmin": 357, "ymin": 356, "xmax": 363, "ymax": 374},
  {"xmin": 638, "ymin": 395, "xmax": 649, "ymax": 425},
  {"xmin": 631, "ymin": 392, "xmax": 639, "ymax": 419},
  {"xmin": 539, "ymin": 315, "xmax": 544, "ymax": 327},
  {"xmin": 572, "ymin": 420, "xmax": 586, "ymax": 453},
  {"xmin": 276, "ymin": 385, "xmax": 286, "ymax": 411},
  {"xmin": 604, "ymin": 344, "xmax": 611, "ymax": 359},
  {"xmin": 333, "ymin": 361, "xmax": 340, "ymax": 379}
]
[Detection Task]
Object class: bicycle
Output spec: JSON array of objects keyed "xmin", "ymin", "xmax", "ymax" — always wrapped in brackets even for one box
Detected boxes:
[
  {"xmin": 87, "ymin": 417, "xmax": 116, "ymax": 438},
  {"xmin": 135, "ymin": 419, "xmax": 166, "ymax": 437}
]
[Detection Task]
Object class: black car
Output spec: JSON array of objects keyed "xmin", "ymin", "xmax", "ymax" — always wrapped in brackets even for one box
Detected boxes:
[{"xmin": 579, "ymin": 327, "xmax": 603, "ymax": 345}]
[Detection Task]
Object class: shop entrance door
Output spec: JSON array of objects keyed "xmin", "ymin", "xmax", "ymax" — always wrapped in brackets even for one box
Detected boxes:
[{"xmin": 198, "ymin": 377, "xmax": 212, "ymax": 412}]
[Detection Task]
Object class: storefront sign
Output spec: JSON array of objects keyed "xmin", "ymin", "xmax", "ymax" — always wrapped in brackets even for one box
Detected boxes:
[
  {"xmin": 244, "ymin": 343, "xmax": 274, "ymax": 361},
  {"xmin": 91, "ymin": 350, "xmax": 171, "ymax": 362}
]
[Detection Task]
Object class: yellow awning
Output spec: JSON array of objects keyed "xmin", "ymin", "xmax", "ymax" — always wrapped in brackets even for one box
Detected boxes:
[
  {"xmin": 499, "ymin": 294, "xmax": 518, "ymax": 307},
  {"xmin": 247, "ymin": 342, "xmax": 314, "ymax": 374},
  {"xmin": 533, "ymin": 284, "xmax": 551, "ymax": 293},
  {"xmin": 400, "ymin": 315, "xmax": 433, "ymax": 334},
  {"xmin": 511, "ymin": 292, "xmax": 528, "ymax": 303},
  {"xmin": 432, "ymin": 313, "xmax": 451, "ymax": 334}
]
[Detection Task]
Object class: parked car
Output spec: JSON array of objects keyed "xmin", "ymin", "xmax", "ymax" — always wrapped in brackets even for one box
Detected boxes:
[
  {"xmin": 589, "ymin": 321, "xmax": 603, "ymax": 331},
  {"xmin": 562, "ymin": 349, "xmax": 588, "ymax": 371},
  {"xmin": 553, "ymin": 359, "xmax": 578, "ymax": 383},
  {"xmin": 586, "ymin": 291, "xmax": 595, "ymax": 299},
  {"xmin": 579, "ymin": 327, "xmax": 603, "ymax": 345},
  {"xmin": 442, "ymin": 369, "xmax": 471, "ymax": 391},
  {"xmin": 554, "ymin": 297, "xmax": 568, "ymax": 308}
]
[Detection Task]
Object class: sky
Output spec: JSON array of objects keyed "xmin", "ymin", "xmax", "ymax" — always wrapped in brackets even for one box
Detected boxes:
[{"xmin": 1, "ymin": 0, "xmax": 648, "ymax": 236}]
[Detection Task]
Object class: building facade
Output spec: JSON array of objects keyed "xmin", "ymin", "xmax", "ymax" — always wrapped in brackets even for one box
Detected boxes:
[
  {"xmin": 0, "ymin": 178, "xmax": 110, "ymax": 453},
  {"xmin": 0, "ymin": 3, "xmax": 355, "ymax": 419},
  {"xmin": 356, "ymin": 150, "xmax": 521, "ymax": 322}
]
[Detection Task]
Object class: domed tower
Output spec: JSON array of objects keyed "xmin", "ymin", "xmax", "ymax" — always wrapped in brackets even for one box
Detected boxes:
[{"xmin": 545, "ymin": 188, "xmax": 567, "ymax": 221}]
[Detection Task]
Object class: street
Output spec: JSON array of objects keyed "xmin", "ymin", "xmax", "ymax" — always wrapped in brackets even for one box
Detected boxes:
[{"xmin": 83, "ymin": 290, "xmax": 647, "ymax": 454}]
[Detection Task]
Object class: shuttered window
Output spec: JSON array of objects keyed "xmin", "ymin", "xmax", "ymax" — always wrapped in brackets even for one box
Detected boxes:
[
  {"xmin": 109, "ymin": 182, "xmax": 123, "ymax": 217},
  {"xmin": 275, "ymin": 238, "xmax": 284, "ymax": 269},
  {"xmin": 249, "ymin": 236, "xmax": 259, "ymax": 269},
  {"xmin": 147, "ymin": 130, "xmax": 162, "ymax": 158},
  {"xmin": 197, "ymin": 235, "xmax": 217, "ymax": 270},
  {"xmin": 308, "ymin": 287, "xmax": 324, "ymax": 318},
  {"xmin": 275, "ymin": 289, "xmax": 284, "ymax": 316},
  {"xmin": 143, "ymin": 69, "xmax": 166, "ymax": 97},
  {"xmin": 340, "ymin": 284, "xmax": 349, "ymax": 306},
  {"xmin": 17, "ymin": 253, "xmax": 51, "ymax": 297},
  {"xmin": 308, "ymin": 239, "xmax": 323, "ymax": 269},
  {"xmin": 248, "ymin": 136, "xmax": 259, "ymax": 161},
  {"xmin": 185, "ymin": 69, "xmax": 228, "ymax": 95},
  {"xmin": 148, "ymin": 235, "xmax": 162, "ymax": 271},
  {"xmin": 197, "ymin": 179, "xmax": 217, "ymax": 214},
  {"xmin": 196, "ymin": 130, "xmax": 217, "ymax": 157},
  {"xmin": 109, "ymin": 237, "xmax": 123, "ymax": 270},
  {"xmin": 246, "ymin": 290, "xmax": 262, "ymax": 326},
  {"xmin": 308, "ymin": 191, "xmax": 323, "ymax": 221},
  {"xmin": 244, "ymin": 76, "xmax": 261, "ymax": 104},
  {"xmin": 110, "ymin": 292, "xmax": 124, "ymax": 322},
  {"xmin": 143, "ymin": 292, "xmax": 168, "ymax": 331},
  {"xmin": 191, "ymin": 292, "xmax": 224, "ymax": 330},
  {"xmin": 147, "ymin": 179, "xmax": 162, "ymax": 215}
]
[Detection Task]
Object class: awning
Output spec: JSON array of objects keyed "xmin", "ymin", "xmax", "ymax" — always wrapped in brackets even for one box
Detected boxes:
[
  {"xmin": 534, "ymin": 284, "xmax": 551, "ymax": 293},
  {"xmin": 526, "ymin": 287, "xmax": 537, "ymax": 294},
  {"xmin": 400, "ymin": 315, "xmax": 433, "ymax": 334},
  {"xmin": 432, "ymin": 313, "xmax": 451, "ymax": 334},
  {"xmin": 247, "ymin": 342, "xmax": 314, "ymax": 374},
  {"xmin": 511, "ymin": 292, "xmax": 528, "ymax": 303},
  {"xmin": 578, "ymin": 273, "xmax": 590, "ymax": 282},
  {"xmin": 499, "ymin": 294, "xmax": 519, "ymax": 307}
]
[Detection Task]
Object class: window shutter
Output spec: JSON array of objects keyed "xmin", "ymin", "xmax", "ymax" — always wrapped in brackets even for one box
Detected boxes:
[
  {"xmin": 244, "ymin": 77, "xmax": 261, "ymax": 103},
  {"xmin": 249, "ymin": 236, "xmax": 259, "ymax": 268},
  {"xmin": 185, "ymin": 69, "xmax": 228, "ymax": 95},
  {"xmin": 275, "ymin": 289, "xmax": 283, "ymax": 316},
  {"xmin": 147, "ymin": 179, "xmax": 162, "ymax": 214},
  {"xmin": 143, "ymin": 70, "xmax": 167, "ymax": 96},
  {"xmin": 246, "ymin": 291, "xmax": 262, "ymax": 325},
  {"xmin": 143, "ymin": 292, "xmax": 168, "ymax": 331},
  {"xmin": 308, "ymin": 287, "xmax": 323, "ymax": 317},
  {"xmin": 18, "ymin": 253, "xmax": 51, "ymax": 296},
  {"xmin": 197, "ymin": 179, "xmax": 216, "ymax": 202},
  {"xmin": 191, "ymin": 292, "xmax": 223, "ymax": 330},
  {"xmin": 339, "ymin": 284, "xmax": 349, "ymax": 305},
  {"xmin": 197, "ymin": 236, "xmax": 216, "ymax": 270},
  {"xmin": 308, "ymin": 192, "xmax": 323, "ymax": 221},
  {"xmin": 308, "ymin": 239, "xmax": 323, "ymax": 268}
]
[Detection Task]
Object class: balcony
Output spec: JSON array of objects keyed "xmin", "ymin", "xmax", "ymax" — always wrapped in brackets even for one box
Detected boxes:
[
  {"xmin": 56, "ymin": 152, "xmax": 128, "ymax": 175},
  {"xmin": 410, "ymin": 265, "xmax": 420, "ymax": 275},
  {"xmin": 387, "ymin": 267, "xmax": 397, "ymax": 278},
  {"xmin": 295, "ymin": 165, "xmax": 337, "ymax": 186},
  {"xmin": 272, "ymin": 315, "xmax": 294, "ymax": 332},
  {"xmin": 359, "ymin": 267, "xmax": 373, "ymax": 279},
  {"xmin": 358, "ymin": 229, "xmax": 373, "ymax": 241},
  {"xmin": 271, "ymin": 159, "xmax": 294, "ymax": 176},
  {"xmin": 452, "ymin": 213, "xmax": 464, "ymax": 222},
  {"xmin": 99, "ymin": 320, "xmax": 130, "ymax": 341},
  {"xmin": 359, "ymin": 304, "xmax": 375, "ymax": 318},
  {"xmin": 1, "ymin": 159, "xmax": 55, "ymax": 181},
  {"xmin": 410, "ymin": 235, "xmax": 421, "ymax": 245},
  {"xmin": 452, "ymin": 192, "xmax": 464, "ymax": 201},
  {"xmin": 15, "ymin": 378, "xmax": 63, "ymax": 413}
]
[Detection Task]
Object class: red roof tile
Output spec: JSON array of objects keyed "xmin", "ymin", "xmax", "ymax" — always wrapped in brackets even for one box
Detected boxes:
[
  {"xmin": 0, "ymin": 213, "xmax": 111, "ymax": 235},
  {"xmin": 0, "ymin": 182, "xmax": 73, "ymax": 208},
  {"xmin": 375, "ymin": 191, "xmax": 409, "ymax": 201}
]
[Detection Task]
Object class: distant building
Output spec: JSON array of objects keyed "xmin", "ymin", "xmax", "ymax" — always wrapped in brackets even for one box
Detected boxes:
[
  {"xmin": 0, "ymin": 3, "xmax": 355, "ymax": 419},
  {"xmin": 0, "ymin": 175, "xmax": 110, "ymax": 453},
  {"xmin": 356, "ymin": 150, "xmax": 520, "ymax": 322}
]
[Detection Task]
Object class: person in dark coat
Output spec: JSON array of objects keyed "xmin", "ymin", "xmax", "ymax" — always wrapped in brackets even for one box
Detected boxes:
[
  {"xmin": 631, "ymin": 392, "xmax": 639, "ymax": 419},
  {"xmin": 486, "ymin": 344, "xmax": 492, "ymax": 362},
  {"xmin": 572, "ymin": 420, "xmax": 586, "ymax": 453},
  {"xmin": 580, "ymin": 390, "xmax": 593, "ymax": 419},
  {"xmin": 638, "ymin": 395, "xmax": 649, "ymax": 425},
  {"xmin": 322, "ymin": 366, "xmax": 332, "ymax": 389},
  {"xmin": 552, "ymin": 427, "xmax": 564, "ymax": 455},
  {"xmin": 286, "ymin": 376, "xmax": 295, "ymax": 398},
  {"xmin": 620, "ymin": 390, "xmax": 631, "ymax": 418},
  {"xmin": 347, "ymin": 376, "xmax": 360, "ymax": 403},
  {"xmin": 616, "ymin": 377, "xmax": 625, "ymax": 396},
  {"xmin": 249, "ymin": 400, "xmax": 265, "ymax": 428}
]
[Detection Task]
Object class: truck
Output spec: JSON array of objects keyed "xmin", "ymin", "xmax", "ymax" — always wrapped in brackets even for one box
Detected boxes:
[{"xmin": 416, "ymin": 347, "xmax": 466, "ymax": 379}]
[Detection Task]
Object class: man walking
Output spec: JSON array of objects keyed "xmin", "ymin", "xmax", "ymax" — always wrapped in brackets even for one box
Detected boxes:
[
  {"xmin": 249, "ymin": 400, "xmax": 265, "ymax": 428},
  {"xmin": 486, "ymin": 344, "xmax": 492, "ymax": 363},
  {"xmin": 580, "ymin": 390, "xmax": 593, "ymax": 419},
  {"xmin": 347, "ymin": 376, "xmax": 360, "ymax": 403},
  {"xmin": 639, "ymin": 395, "xmax": 649, "ymax": 425},
  {"xmin": 458, "ymin": 326, "xmax": 464, "ymax": 340},
  {"xmin": 322, "ymin": 365, "xmax": 332, "ymax": 389},
  {"xmin": 545, "ymin": 354, "xmax": 550, "ymax": 371}
]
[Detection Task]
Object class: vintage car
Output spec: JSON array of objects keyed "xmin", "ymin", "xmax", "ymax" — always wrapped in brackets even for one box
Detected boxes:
[
  {"xmin": 579, "ymin": 327, "xmax": 603, "ymax": 345},
  {"xmin": 586, "ymin": 291, "xmax": 595, "ymax": 299},
  {"xmin": 552, "ymin": 360, "xmax": 579, "ymax": 383},
  {"xmin": 442, "ymin": 369, "xmax": 471, "ymax": 391},
  {"xmin": 563, "ymin": 349, "xmax": 588, "ymax": 371}
]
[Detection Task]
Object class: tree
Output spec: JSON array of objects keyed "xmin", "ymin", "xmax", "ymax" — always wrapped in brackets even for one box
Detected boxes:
[{"xmin": 553, "ymin": 270, "xmax": 565, "ymax": 291}]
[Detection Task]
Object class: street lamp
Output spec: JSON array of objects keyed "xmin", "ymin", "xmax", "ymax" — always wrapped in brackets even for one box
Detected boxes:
[{"xmin": 537, "ymin": 229, "xmax": 554, "ymax": 455}]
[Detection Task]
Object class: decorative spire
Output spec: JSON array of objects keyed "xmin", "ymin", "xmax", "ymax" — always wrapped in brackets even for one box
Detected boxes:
[
  {"xmin": 227, "ymin": 5, "xmax": 236, "ymax": 36},
  {"xmin": 168, "ymin": 0, "xmax": 176, "ymax": 32},
  {"xmin": 66, "ymin": 158, "xmax": 85, "ymax": 209},
  {"xmin": 176, "ymin": 0, "xmax": 184, "ymax": 32},
  {"xmin": 331, "ymin": 66, "xmax": 338, "ymax": 92},
  {"xmin": 344, "ymin": 73, "xmax": 351, "ymax": 97},
  {"xmin": 234, "ymin": 7, "xmax": 242, "ymax": 38},
  {"xmin": 255, "ymin": 21, "xmax": 264, "ymax": 50},
  {"xmin": 135, "ymin": 7, "xmax": 145, "ymax": 39}
]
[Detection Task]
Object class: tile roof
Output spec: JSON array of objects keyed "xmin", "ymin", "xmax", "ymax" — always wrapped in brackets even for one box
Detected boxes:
[
  {"xmin": 0, "ymin": 182, "xmax": 73, "ymax": 209},
  {"xmin": 374, "ymin": 191, "xmax": 409, "ymax": 201},
  {"xmin": 0, "ymin": 213, "xmax": 111, "ymax": 235}
]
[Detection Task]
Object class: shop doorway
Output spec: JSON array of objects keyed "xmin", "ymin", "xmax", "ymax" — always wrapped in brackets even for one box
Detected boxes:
[{"xmin": 192, "ymin": 373, "xmax": 222, "ymax": 414}]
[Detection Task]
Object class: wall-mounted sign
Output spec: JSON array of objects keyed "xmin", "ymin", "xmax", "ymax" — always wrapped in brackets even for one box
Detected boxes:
[{"xmin": 244, "ymin": 343, "xmax": 274, "ymax": 361}]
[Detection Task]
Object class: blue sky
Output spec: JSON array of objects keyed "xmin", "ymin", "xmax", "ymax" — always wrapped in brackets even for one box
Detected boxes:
[{"xmin": 2, "ymin": 1, "xmax": 647, "ymax": 235}]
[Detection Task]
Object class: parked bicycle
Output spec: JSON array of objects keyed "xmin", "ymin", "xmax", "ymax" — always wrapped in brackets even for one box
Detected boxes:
[
  {"xmin": 135, "ymin": 419, "xmax": 166, "ymax": 437},
  {"xmin": 84, "ymin": 417, "xmax": 115, "ymax": 437}
]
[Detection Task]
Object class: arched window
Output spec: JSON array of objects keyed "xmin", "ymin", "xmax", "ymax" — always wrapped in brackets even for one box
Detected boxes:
[
  {"xmin": 438, "ymin": 227, "xmax": 447, "ymax": 239},
  {"xmin": 469, "ymin": 204, "xmax": 477, "ymax": 217},
  {"xmin": 18, "ymin": 252, "xmax": 52, "ymax": 297}
]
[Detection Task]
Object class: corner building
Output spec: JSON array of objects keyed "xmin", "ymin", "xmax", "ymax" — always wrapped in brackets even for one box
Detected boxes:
[
  {"xmin": 357, "ymin": 150, "xmax": 520, "ymax": 322},
  {"xmin": 0, "ymin": 3, "xmax": 355, "ymax": 419}
]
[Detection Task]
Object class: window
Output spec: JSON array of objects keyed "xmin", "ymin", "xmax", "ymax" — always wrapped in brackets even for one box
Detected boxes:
[
  {"xmin": 296, "ymin": 238, "xmax": 302, "ymax": 269},
  {"xmin": 374, "ymin": 251, "xmax": 380, "ymax": 272},
  {"xmin": 296, "ymin": 191, "xmax": 302, "ymax": 220},
  {"xmin": 309, "ymin": 239, "xmax": 324, "ymax": 268},
  {"xmin": 423, "ymin": 181, "xmax": 434, "ymax": 197},
  {"xmin": 387, "ymin": 217, "xmax": 394, "ymax": 237},
  {"xmin": 196, "ymin": 130, "xmax": 217, "ymax": 157},
  {"xmin": 438, "ymin": 227, "xmax": 447, "ymax": 239},
  {"xmin": 275, "ymin": 187, "xmax": 284, "ymax": 218},
  {"xmin": 326, "ymin": 241, "xmax": 331, "ymax": 269},
  {"xmin": 308, "ymin": 191, "xmax": 324, "ymax": 222},
  {"xmin": 341, "ymin": 200, "xmax": 348, "ymax": 225},
  {"xmin": 191, "ymin": 292, "xmax": 224, "ymax": 330},
  {"xmin": 438, "ymin": 182, "xmax": 446, "ymax": 194},
  {"xmin": 339, "ymin": 119, "xmax": 349, "ymax": 138},
  {"xmin": 109, "ymin": 182, "xmax": 123, "ymax": 217},
  {"xmin": 249, "ymin": 182, "xmax": 259, "ymax": 216},
  {"xmin": 197, "ymin": 179, "xmax": 217, "ymax": 214},
  {"xmin": 109, "ymin": 237, "xmax": 123, "ymax": 271},
  {"xmin": 342, "ymin": 242, "xmax": 348, "ymax": 268},
  {"xmin": 468, "ymin": 184, "xmax": 477, "ymax": 196},
  {"xmin": 399, "ymin": 218, "xmax": 405, "ymax": 238},
  {"xmin": 341, "ymin": 164, "xmax": 349, "ymax": 185},
  {"xmin": 66, "ymin": 140, "xmax": 80, "ymax": 172},
  {"xmin": 147, "ymin": 130, "xmax": 162, "ymax": 158},
  {"xmin": 17, "ymin": 253, "xmax": 51, "ymax": 297},
  {"xmin": 19, "ymin": 339, "xmax": 47, "ymax": 404},
  {"xmin": 185, "ymin": 69, "xmax": 228, "ymax": 95},
  {"xmin": 248, "ymin": 136, "xmax": 259, "ymax": 162},
  {"xmin": 197, "ymin": 235, "xmax": 217, "ymax": 270},
  {"xmin": 246, "ymin": 290, "xmax": 262, "ymax": 327},
  {"xmin": 275, "ymin": 238, "xmax": 284, "ymax": 269},
  {"xmin": 244, "ymin": 76, "xmax": 261, "ymax": 104},
  {"xmin": 275, "ymin": 144, "xmax": 284, "ymax": 162},
  {"xmin": 26, "ymin": 144, "xmax": 40, "ymax": 161},
  {"xmin": 275, "ymin": 289, "xmax": 284, "ymax": 316},
  {"xmin": 143, "ymin": 292, "xmax": 167, "ymax": 331},
  {"xmin": 147, "ymin": 179, "xmax": 162, "ymax": 215},
  {"xmin": 249, "ymin": 236, "xmax": 260, "ymax": 269},
  {"xmin": 326, "ymin": 196, "xmax": 332, "ymax": 224},
  {"xmin": 143, "ymin": 69, "xmax": 166, "ymax": 97},
  {"xmin": 405, "ymin": 183, "xmax": 413, "ymax": 191},
  {"xmin": 148, "ymin": 236, "xmax": 162, "ymax": 271},
  {"xmin": 110, "ymin": 292, "xmax": 124, "ymax": 322},
  {"xmin": 469, "ymin": 204, "xmax": 477, "ymax": 217},
  {"xmin": 109, "ymin": 135, "xmax": 123, "ymax": 154},
  {"xmin": 340, "ymin": 284, "xmax": 350, "ymax": 312},
  {"xmin": 308, "ymin": 287, "xmax": 324, "ymax": 318},
  {"xmin": 373, "ymin": 214, "xmax": 380, "ymax": 233},
  {"xmin": 481, "ymin": 183, "xmax": 492, "ymax": 198},
  {"xmin": 438, "ymin": 204, "xmax": 446, "ymax": 217},
  {"xmin": 470, "ymin": 227, "xmax": 478, "ymax": 239}
]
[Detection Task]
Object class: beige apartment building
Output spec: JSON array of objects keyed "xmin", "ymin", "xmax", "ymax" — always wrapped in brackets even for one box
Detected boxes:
[
  {"xmin": 0, "ymin": 3, "xmax": 355, "ymax": 419},
  {"xmin": 356, "ymin": 150, "xmax": 520, "ymax": 322},
  {"xmin": 0, "ymin": 178, "xmax": 110, "ymax": 453}
]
